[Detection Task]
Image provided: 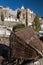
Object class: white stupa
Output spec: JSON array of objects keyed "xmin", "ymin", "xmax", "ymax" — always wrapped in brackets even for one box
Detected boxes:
[{"xmin": 21, "ymin": 5, "xmax": 24, "ymax": 9}]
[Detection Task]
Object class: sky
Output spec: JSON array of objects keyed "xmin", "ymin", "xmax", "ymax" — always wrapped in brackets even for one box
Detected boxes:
[{"xmin": 0, "ymin": 0, "xmax": 43, "ymax": 16}]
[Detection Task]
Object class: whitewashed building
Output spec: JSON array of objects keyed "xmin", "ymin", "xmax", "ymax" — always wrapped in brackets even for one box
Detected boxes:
[{"xmin": 0, "ymin": 25, "xmax": 12, "ymax": 46}]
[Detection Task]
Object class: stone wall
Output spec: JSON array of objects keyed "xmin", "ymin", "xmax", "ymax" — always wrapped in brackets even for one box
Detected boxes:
[{"xmin": 0, "ymin": 36, "xmax": 9, "ymax": 46}]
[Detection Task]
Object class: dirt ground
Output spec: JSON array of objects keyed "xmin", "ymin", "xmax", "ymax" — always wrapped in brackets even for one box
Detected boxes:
[
  {"xmin": 0, "ymin": 56, "xmax": 4, "ymax": 65},
  {"xmin": 28, "ymin": 58, "xmax": 43, "ymax": 65},
  {"xmin": 0, "ymin": 56, "xmax": 43, "ymax": 65}
]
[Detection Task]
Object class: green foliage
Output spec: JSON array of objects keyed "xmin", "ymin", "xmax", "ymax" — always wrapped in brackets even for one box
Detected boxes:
[
  {"xmin": 1, "ymin": 13, "xmax": 4, "ymax": 21},
  {"xmin": 32, "ymin": 13, "xmax": 40, "ymax": 32},
  {"xmin": 13, "ymin": 24, "xmax": 25, "ymax": 31}
]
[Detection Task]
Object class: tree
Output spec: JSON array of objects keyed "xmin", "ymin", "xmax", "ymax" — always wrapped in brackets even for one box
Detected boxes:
[
  {"xmin": 1, "ymin": 12, "xmax": 4, "ymax": 21},
  {"xmin": 32, "ymin": 13, "xmax": 40, "ymax": 32},
  {"xmin": 17, "ymin": 10, "xmax": 21, "ymax": 19},
  {"xmin": 26, "ymin": 9, "xmax": 28, "ymax": 26}
]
